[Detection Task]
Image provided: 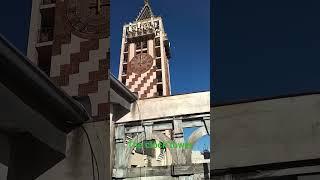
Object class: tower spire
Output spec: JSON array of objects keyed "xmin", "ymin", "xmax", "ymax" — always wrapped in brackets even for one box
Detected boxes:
[{"xmin": 136, "ymin": 0, "xmax": 154, "ymax": 21}]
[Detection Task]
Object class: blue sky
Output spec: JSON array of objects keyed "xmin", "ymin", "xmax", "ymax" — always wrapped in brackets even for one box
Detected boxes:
[
  {"xmin": 213, "ymin": 0, "xmax": 320, "ymax": 104},
  {"xmin": 111, "ymin": 0, "xmax": 210, "ymax": 95},
  {"xmin": 0, "ymin": 1, "xmax": 31, "ymax": 53}
]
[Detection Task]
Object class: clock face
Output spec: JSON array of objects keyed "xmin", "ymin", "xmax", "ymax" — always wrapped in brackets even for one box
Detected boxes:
[
  {"xmin": 65, "ymin": 0, "xmax": 109, "ymax": 39},
  {"xmin": 129, "ymin": 53, "xmax": 154, "ymax": 74}
]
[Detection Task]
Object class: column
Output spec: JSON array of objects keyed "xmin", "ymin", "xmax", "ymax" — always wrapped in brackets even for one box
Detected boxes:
[
  {"xmin": 173, "ymin": 118, "xmax": 186, "ymax": 165},
  {"xmin": 114, "ymin": 125, "xmax": 126, "ymax": 169}
]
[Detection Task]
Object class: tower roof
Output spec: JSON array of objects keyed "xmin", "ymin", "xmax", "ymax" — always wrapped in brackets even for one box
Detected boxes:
[{"xmin": 136, "ymin": 0, "xmax": 154, "ymax": 21}]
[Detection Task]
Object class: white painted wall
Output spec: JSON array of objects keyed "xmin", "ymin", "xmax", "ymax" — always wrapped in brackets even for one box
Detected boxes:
[
  {"xmin": 212, "ymin": 94, "xmax": 320, "ymax": 170},
  {"xmin": 117, "ymin": 91, "xmax": 210, "ymax": 123}
]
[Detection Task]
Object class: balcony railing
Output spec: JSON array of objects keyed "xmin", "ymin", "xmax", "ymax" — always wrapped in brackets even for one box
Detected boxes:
[
  {"xmin": 41, "ymin": 0, "xmax": 56, "ymax": 5},
  {"xmin": 126, "ymin": 28, "xmax": 155, "ymax": 39},
  {"xmin": 38, "ymin": 27, "xmax": 54, "ymax": 43}
]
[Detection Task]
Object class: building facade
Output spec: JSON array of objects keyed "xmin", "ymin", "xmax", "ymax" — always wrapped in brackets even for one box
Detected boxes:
[
  {"xmin": 26, "ymin": 0, "xmax": 112, "ymax": 179},
  {"xmin": 27, "ymin": 0, "xmax": 110, "ymax": 120}
]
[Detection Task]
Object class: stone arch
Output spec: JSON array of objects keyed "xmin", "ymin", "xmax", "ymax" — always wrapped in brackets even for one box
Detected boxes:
[
  {"xmin": 185, "ymin": 126, "xmax": 209, "ymax": 164},
  {"xmin": 125, "ymin": 131, "xmax": 178, "ymax": 166}
]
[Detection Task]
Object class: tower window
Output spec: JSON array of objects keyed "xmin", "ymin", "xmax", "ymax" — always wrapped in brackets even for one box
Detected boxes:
[
  {"xmin": 155, "ymin": 38, "xmax": 160, "ymax": 46},
  {"xmin": 156, "ymin": 71, "xmax": 162, "ymax": 82},
  {"xmin": 136, "ymin": 42, "xmax": 141, "ymax": 49},
  {"xmin": 122, "ymin": 78, "xmax": 126, "ymax": 85},
  {"xmin": 135, "ymin": 41, "xmax": 147, "ymax": 50},
  {"xmin": 123, "ymin": 65, "xmax": 127, "ymax": 75},
  {"xmin": 142, "ymin": 41, "xmax": 147, "ymax": 49},
  {"xmin": 157, "ymin": 84, "xmax": 163, "ymax": 96},
  {"xmin": 124, "ymin": 44, "xmax": 128, "ymax": 52},
  {"xmin": 155, "ymin": 47, "xmax": 161, "ymax": 57},
  {"xmin": 156, "ymin": 58, "xmax": 161, "ymax": 69},
  {"xmin": 123, "ymin": 53, "xmax": 128, "ymax": 62}
]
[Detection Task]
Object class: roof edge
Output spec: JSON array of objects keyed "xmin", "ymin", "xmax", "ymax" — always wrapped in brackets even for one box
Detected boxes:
[
  {"xmin": 212, "ymin": 91, "xmax": 320, "ymax": 107},
  {"xmin": 0, "ymin": 34, "xmax": 90, "ymax": 132},
  {"xmin": 110, "ymin": 73, "xmax": 138, "ymax": 103}
]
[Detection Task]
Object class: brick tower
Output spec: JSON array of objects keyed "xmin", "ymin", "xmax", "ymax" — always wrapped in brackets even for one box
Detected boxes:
[
  {"xmin": 27, "ymin": 0, "xmax": 110, "ymax": 120},
  {"xmin": 117, "ymin": 0, "xmax": 171, "ymax": 99}
]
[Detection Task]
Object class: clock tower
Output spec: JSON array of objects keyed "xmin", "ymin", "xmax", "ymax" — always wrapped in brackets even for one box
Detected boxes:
[{"xmin": 118, "ymin": 0, "xmax": 171, "ymax": 99}]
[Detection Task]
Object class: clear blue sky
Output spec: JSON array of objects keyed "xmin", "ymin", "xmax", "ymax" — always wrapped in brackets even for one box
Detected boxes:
[
  {"xmin": 213, "ymin": 0, "xmax": 320, "ymax": 104},
  {"xmin": 0, "ymin": 1, "xmax": 31, "ymax": 53},
  {"xmin": 111, "ymin": 0, "xmax": 210, "ymax": 95}
]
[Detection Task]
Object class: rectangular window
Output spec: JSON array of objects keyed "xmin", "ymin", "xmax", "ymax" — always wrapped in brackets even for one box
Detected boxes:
[
  {"xmin": 122, "ymin": 78, "xmax": 126, "ymax": 85},
  {"xmin": 124, "ymin": 43, "xmax": 128, "ymax": 52},
  {"xmin": 157, "ymin": 84, "xmax": 163, "ymax": 96},
  {"xmin": 122, "ymin": 64, "xmax": 127, "ymax": 75},
  {"xmin": 156, "ymin": 71, "xmax": 162, "ymax": 82},
  {"xmin": 123, "ymin": 53, "xmax": 128, "ymax": 62},
  {"xmin": 155, "ymin": 38, "xmax": 160, "ymax": 46},
  {"xmin": 142, "ymin": 41, "xmax": 148, "ymax": 49},
  {"xmin": 136, "ymin": 42, "xmax": 141, "ymax": 49},
  {"xmin": 155, "ymin": 47, "xmax": 161, "ymax": 57},
  {"xmin": 156, "ymin": 58, "xmax": 161, "ymax": 69}
]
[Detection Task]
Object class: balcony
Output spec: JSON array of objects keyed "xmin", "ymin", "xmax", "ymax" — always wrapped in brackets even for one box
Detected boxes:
[{"xmin": 126, "ymin": 29, "xmax": 155, "ymax": 43}]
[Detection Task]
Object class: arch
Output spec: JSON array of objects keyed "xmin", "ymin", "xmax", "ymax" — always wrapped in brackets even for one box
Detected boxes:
[
  {"xmin": 185, "ymin": 126, "xmax": 209, "ymax": 164},
  {"xmin": 125, "ymin": 131, "xmax": 178, "ymax": 166}
]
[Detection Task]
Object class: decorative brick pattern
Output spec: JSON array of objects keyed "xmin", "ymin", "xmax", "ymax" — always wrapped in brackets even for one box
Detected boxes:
[
  {"xmin": 125, "ymin": 64, "xmax": 157, "ymax": 99},
  {"xmin": 50, "ymin": 0, "xmax": 109, "ymax": 121}
]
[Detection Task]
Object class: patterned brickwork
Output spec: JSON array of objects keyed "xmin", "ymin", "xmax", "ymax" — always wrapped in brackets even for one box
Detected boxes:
[
  {"xmin": 125, "ymin": 63, "xmax": 157, "ymax": 99},
  {"xmin": 50, "ymin": 0, "xmax": 109, "ymax": 121}
]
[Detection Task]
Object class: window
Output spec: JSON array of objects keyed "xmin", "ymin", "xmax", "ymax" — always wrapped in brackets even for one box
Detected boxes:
[
  {"xmin": 156, "ymin": 58, "xmax": 161, "ymax": 69},
  {"xmin": 123, "ymin": 53, "xmax": 128, "ymax": 62},
  {"xmin": 122, "ymin": 65, "xmax": 127, "ymax": 75},
  {"xmin": 122, "ymin": 78, "xmax": 126, "ymax": 85},
  {"xmin": 135, "ymin": 41, "xmax": 147, "ymax": 51},
  {"xmin": 124, "ymin": 44, "xmax": 128, "ymax": 52},
  {"xmin": 157, "ymin": 84, "xmax": 163, "ymax": 96},
  {"xmin": 142, "ymin": 41, "xmax": 147, "ymax": 49},
  {"xmin": 155, "ymin": 38, "xmax": 160, "ymax": 46},
  {"xmin": 155, "ymin": 47, "xmax": 161, "ymax": 57},
  {"xmin": 156, "ymin": 71, "xmax": 162, "ymax": 82},
  {"xmin": 136, "ymin": 42, "xmax": 141, "ymax": 49}
]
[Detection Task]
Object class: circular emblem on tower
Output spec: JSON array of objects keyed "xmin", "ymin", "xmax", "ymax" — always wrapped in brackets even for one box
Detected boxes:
[
  {"xmin": 129, "ymin": 53, "xmax": 154, "ymax": 74},
  {"xmin": 65, "ymin": 0, "xmax": 109, "ymax": 39}
]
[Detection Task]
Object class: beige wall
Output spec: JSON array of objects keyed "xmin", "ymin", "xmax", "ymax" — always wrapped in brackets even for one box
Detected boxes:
[
  {"xmin": 212, "ymin": 94, "xmax": 320, "ymax": 170},
  {"xmin": 118, "ymin": 91, "xmax": 210, "ymax": 123},
  {"xmin": 36, "ymin": 121, "xmax": 110, "ymax": 180}
]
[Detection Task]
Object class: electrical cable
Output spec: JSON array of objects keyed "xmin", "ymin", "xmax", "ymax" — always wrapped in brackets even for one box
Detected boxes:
[{"xmin": 81, "ymin": 125, "xmax": 100, "ymax": 180}]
